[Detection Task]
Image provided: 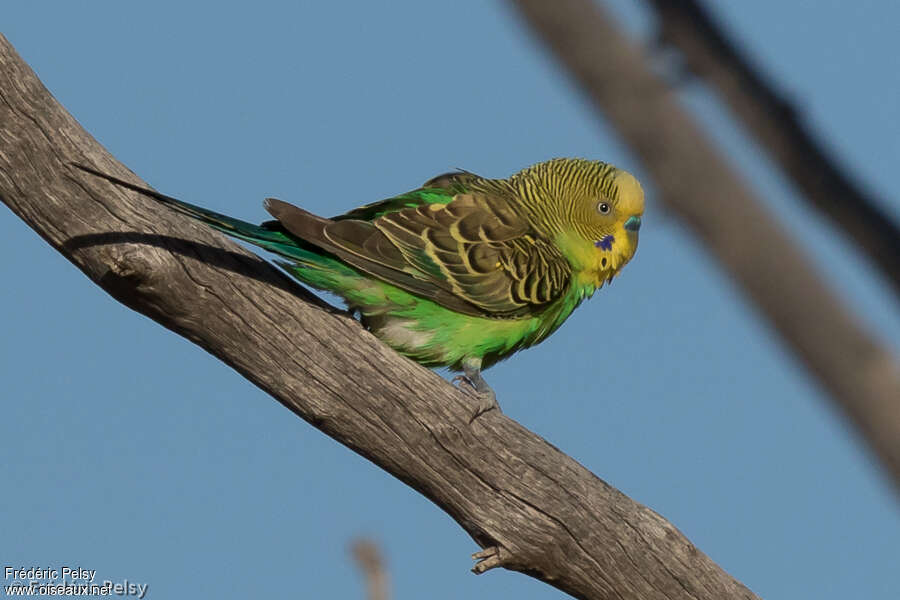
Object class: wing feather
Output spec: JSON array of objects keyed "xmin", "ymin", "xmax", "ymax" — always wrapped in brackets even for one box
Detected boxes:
[{"xmin": 267, "ymin": 188, "xmax": 572, "ymax": 318}]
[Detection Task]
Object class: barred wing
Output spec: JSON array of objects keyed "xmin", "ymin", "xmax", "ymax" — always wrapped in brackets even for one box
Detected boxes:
[{"xmin": 266, "ymin": 191, "xmax": 572, "ymax": 318}]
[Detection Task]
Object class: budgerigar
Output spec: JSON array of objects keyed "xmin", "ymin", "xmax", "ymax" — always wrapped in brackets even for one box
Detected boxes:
[{"xmin": 75, "ymin": 159, "xmax": 644, "ymax": 418}]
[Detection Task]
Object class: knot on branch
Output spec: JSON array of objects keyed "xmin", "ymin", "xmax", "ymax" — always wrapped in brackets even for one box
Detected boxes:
[
  {"xmin": 98, "ymin": 245, "xmax": 156, "ymax": 297},
  {"xmin": 471, "ymin": 545, "xmax": 514, "ymax": 574}
]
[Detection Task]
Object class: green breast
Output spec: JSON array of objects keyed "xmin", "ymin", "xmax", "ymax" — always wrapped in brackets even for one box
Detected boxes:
[{"xmin": 364, "ymin": 281, "xmax": 589, "ymax": 370}]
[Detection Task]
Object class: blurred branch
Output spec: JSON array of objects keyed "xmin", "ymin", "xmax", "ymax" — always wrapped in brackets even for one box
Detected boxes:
[
  {"xmin": 646, "ymin": 0, "xmax": 900, "ymax": 299},
  {"xmin": 1, "ymin": 34, "xmax": 758, "ymax": 600},
  {"xmin": 350, "ymin": 539, "xmax": 389, "ymax": 600},
  {"xmin": 508, "ymin": 0, "xmax": 900, "ymax": 490}
]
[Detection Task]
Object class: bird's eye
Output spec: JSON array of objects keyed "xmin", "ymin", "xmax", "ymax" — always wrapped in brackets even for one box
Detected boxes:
[{"xmin": 597, "ymin": 201, "xmax": 611, "ymax": 214}]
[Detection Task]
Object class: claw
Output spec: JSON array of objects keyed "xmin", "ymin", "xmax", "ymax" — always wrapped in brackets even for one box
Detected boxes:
[
  {"xmin": 467, "ymin": 389, "xmax": 499, "ymax": 423},
  {"xmin": 454, "ymin": 359, "xmax": 502, "ymax": 422},
  {"xmin": 452, "ymin": 374, "xmax": 473, "ymax": 392}
]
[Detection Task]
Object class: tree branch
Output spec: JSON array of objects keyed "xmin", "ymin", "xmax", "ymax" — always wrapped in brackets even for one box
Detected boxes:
[
  {"xmin": 508, "ymin": 0, "xmax": 900, "ymax": 491},
  {"xmin": 351, "ymin": 539, "xmax": 390, "ymax": 600},
  {"xmin": 646, "ymin": 0, "xmax": 900, "ymax": 299},
  {"xmin": 0, "ymin": 33, "xmax": 757, "ymax": 600}
]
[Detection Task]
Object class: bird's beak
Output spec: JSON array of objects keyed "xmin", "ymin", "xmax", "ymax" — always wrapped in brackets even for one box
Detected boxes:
[{"xmin": 624, "ymin": 215, "xmax": 641, "ymax": 233}]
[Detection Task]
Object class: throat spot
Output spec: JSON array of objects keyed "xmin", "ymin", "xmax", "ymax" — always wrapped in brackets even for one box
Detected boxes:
[{"xmin": 594, "ymin": 235, "xmax": 615, "ymax": 251}]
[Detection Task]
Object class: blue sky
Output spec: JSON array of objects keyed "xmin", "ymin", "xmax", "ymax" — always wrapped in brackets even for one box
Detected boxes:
[{"xmin": 3, "ymin": 2, "xmax": 899, "ymax": 599}]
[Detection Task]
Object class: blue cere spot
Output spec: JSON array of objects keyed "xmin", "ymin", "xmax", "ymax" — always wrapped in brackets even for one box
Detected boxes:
[{"xmin": 594, "ymin": 235, "xmax": 614, "ymax": 251}]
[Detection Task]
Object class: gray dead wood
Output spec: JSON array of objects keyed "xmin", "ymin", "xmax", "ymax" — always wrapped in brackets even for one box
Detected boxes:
[
  {"xmin": 509, "ymin": 0, "xmax": 900, "ymax": 494},
  {"xmin": 0, "ymin": 33, "xmax": 759, "ymax": 600}
]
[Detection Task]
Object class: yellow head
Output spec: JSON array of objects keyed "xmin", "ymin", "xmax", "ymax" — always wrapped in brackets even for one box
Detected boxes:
[{"xmin": 508, "ymin": 158, "xmax": 645, "ymax": 285}]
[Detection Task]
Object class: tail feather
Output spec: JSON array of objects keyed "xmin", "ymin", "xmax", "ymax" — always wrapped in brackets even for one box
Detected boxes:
[
  {"xmin": 72, "ymin": 163, "xmax": 315, "ymax": 256},
  {"xmin": 72, "ymin": 163, "xmax": 275, "ymax": 236},
  {"xmin": 70, "ymin": 163, "xmax": 369, "ymax": 294}
]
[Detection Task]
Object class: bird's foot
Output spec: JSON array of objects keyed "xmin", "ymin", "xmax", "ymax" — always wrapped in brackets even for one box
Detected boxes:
[
  {"xmin": 451, "ymin": 374, "xmax": 472, "ymax": 392},
  {"xmin": 452, "ymin": 375, "xmax": 501, "ymax": 422}
]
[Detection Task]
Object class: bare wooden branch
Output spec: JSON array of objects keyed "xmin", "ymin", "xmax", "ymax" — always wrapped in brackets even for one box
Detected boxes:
[
  {"xmin": 647, "ymin": 0, "xmax": 900, "ymax": 299},
  {"xmin": 508, "ymin": 0, "xmax": 900, "ymax": 492},
  {"xmin": 350, "ymin": 539, "xmax": 390, "ymax": 600},
  {"xmin": 0, "ymin": 33, "xmax": 760, "ymax": 600}
]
